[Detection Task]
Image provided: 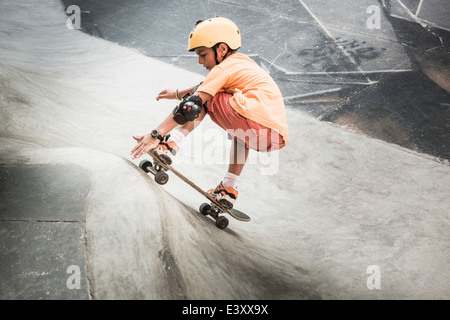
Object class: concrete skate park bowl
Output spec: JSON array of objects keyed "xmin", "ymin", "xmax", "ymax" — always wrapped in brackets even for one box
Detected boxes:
[{"xmin": 1, "ymin": 0, "xmax": 449, "ymax": 300}]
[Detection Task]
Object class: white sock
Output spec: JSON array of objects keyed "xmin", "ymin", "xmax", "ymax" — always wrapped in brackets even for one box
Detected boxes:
[
  {"xmin": 222, "ymin": 172, "xmax": 239, "ymax": 189},
  {"xmin": 167, "ymin": 129, "xmax": 186, "ymax": 149}
]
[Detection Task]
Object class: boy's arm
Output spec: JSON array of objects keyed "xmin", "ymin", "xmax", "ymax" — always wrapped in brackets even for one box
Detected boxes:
[
  {"xmin": 131, "ymin": 113, "xmax": 179, "ymax": 159},
  {"xmin": 156, "ymin": 84, "xmax": 202, "ymax": 101},
  {"xmin": 155, "ymin": 86, "xmax": 195, "ymax": 101},
  {"xmin": 131, "ymin": 90, "xmax": 212, "ymax": 159},
  {"xmin": 176, "ymin": 86, "xmax": 195, "ymax": 99}
]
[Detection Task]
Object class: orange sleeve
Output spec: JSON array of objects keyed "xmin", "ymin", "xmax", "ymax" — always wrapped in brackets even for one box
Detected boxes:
[{"xmin": 197, "ymin": 66, "xmax": 229, "ymax": 96}]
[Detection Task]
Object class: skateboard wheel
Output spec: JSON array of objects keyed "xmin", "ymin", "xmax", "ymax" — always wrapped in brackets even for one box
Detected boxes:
[
  {"xmin": 139, "ymin": 160, "xmax": 153, "ymax": 173},
  {"xmin": 155, "ymin": 171, "xmax": 169, "ymax": 185},
  {"xmin": 216, "ymin": 216, "xmax": 229, "ymax": 229},
  {"xmin": 199, "ymin": 203, "xmax": 211, "ymax": 216}
]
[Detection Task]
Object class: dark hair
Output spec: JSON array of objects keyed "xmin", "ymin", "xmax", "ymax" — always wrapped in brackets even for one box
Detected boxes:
[{"xmin": 212, "ymin": 42, "xmax": 237, "ymax": 54}]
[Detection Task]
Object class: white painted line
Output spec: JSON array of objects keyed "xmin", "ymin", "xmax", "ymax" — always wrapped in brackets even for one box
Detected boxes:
[{"xmin": 415, "ymin": 0, "xmax": 424, "ymax": 17}]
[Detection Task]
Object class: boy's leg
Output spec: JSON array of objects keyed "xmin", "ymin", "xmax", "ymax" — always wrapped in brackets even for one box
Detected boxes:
[
  {"xmin": 228, "ymin": 138, "xmax": 249, "ymax": 176},
  {"xmin": 222, "ymin": 139, "xmax": 248, "ymax": 189},
  {"xmin": 208, "ymin": 139, "xmax": 248, "ymax": 209}
]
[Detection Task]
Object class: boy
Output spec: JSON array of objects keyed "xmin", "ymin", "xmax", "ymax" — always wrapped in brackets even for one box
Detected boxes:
[{"xmin": 131, "ymin": 17, "xmax": 288, "ymax": 209}]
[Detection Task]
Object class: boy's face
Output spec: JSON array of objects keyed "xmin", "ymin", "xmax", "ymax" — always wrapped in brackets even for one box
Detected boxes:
[{"xmin": 194, "ymin": 47, "xmax": 217, "ymax": 71}]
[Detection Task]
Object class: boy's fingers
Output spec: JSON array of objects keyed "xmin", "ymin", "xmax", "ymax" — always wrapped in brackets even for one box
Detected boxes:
[
  {"xmin": 133, "ymin": 147, "xmax": 145, "ymax": 159},
  {"xmin": 131, "ymin": 137, "xmax": 157, "ymax": 159},
  {"xmin": 130, "ymin": 142, "xmax": 141, "ymax": 156},
  {"xmin": 136, "ymin": 146, "xmax": 149, "ymax": 159},
  {"xmin": 131, "ymin": 136, "xmax": 145, "ymax": 156},
  {"xmin": 156, "ymin": 89, "xmax": 176, "ymax": 101},
  {"xmin": 156, "ymin": 90, "xmax": 168, "ymax": 101}
]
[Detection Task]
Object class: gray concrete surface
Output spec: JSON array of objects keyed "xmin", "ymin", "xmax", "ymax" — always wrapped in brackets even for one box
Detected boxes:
[
  {"xmin": 1, "ymin": 165, "xmax": 90, "ymax": 299},
  {"xmin": 1, "ymin": 0, "xmax": 449, "ymax": 300}
]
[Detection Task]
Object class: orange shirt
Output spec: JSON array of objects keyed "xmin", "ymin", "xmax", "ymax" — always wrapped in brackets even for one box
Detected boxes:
[{"xmin": 197, "ymin": 53, "xmax": 289, "ymax": 143}]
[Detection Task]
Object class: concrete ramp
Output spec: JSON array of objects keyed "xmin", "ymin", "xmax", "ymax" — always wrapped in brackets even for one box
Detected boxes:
[
  {"xmin": 2, "ymin": 115, "xmax": 449, "ymax": 299},
  {"xmin": 0, "ymin": 139, "xmax": 319, "ymax": 299},
  {"xmin": 0, "ymin": 141, "xmax": 169, "ymax": 299}
]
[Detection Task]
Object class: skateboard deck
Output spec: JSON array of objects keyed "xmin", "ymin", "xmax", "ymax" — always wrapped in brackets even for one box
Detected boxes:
[{"xmin": 139, "ymin": 151, "xmax": 250, "ymax": 229}]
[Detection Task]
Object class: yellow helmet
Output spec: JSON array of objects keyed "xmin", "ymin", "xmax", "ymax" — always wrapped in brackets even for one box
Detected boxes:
[{"xmin": 188, "ymin": 17, "xmax": 241, "ymax": 51}]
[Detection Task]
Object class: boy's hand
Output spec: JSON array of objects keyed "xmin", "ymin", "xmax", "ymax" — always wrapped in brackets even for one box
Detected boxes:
[
  {"xmin": 131, "ymin": 134, "xmax": 160, "ymax": 159},
  {"xmin": 156, "ymin": 89, "xmax": 176, "ymax": 101}
]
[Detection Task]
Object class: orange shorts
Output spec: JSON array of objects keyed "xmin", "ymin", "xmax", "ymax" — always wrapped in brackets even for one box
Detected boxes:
[{"xmin": 206, "ymin": 92, "xmax": 286, "ymax": 152}]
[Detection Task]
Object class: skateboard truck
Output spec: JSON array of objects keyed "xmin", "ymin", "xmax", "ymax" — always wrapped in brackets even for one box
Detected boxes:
[
  {"xmin": 199, "ymin": 203, "xmax": 229, "ymax": 229},
  {"xmin": 139, "ymin": 159, "xmax": 169, "ymax": 185}
]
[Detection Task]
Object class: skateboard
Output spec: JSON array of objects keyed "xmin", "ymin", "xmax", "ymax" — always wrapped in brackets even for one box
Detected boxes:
[{"xmin": 138, "ymin": 151, "xmax": 251, "ymax": 230}]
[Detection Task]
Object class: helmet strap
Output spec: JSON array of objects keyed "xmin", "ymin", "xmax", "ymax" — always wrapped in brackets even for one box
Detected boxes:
[{"xmin": 212, "ymin": 43, "xmax": 220, "ymax": 65}]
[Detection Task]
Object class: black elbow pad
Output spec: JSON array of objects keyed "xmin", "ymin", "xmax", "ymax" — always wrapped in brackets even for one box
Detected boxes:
[{"xmin": 172, "ymin": 94, "xmax": 203, "ymax": 124}]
